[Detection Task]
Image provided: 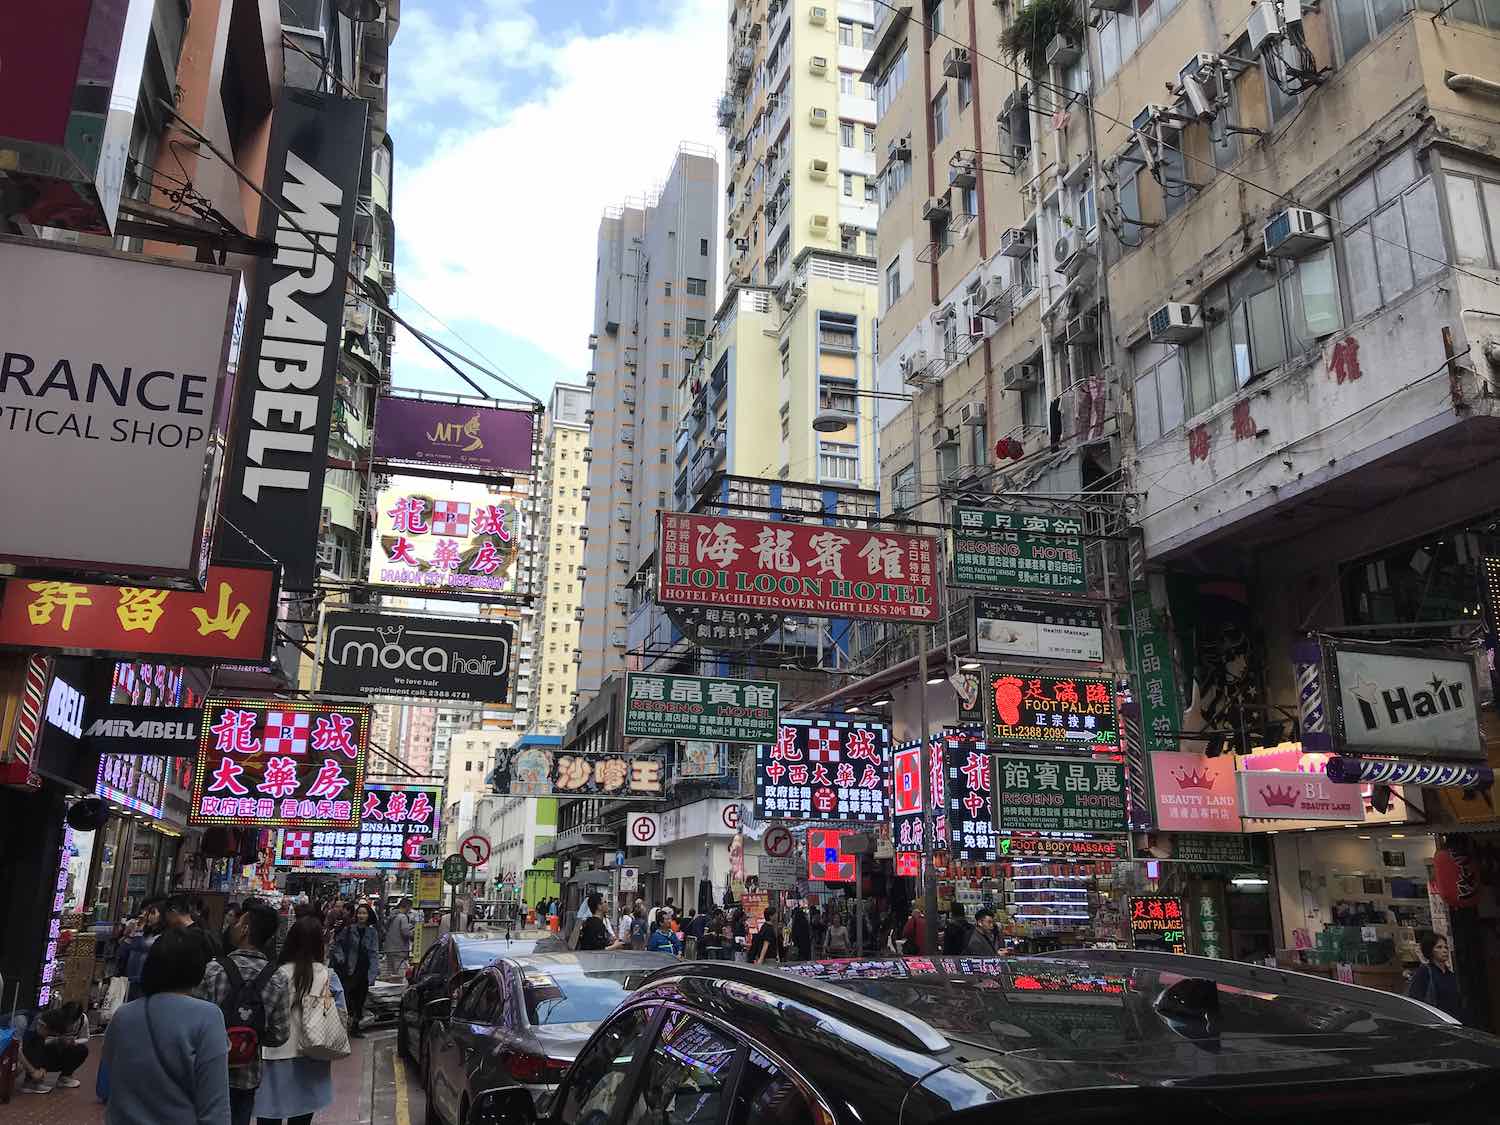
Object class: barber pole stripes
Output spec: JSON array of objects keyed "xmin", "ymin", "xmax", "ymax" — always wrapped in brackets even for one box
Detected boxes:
[{"xmin": 0, "ymin": 655, "xmax": 49, "ymax": 788}]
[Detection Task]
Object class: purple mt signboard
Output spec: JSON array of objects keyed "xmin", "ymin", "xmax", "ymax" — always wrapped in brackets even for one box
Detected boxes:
[{"xmin": 374, "ymin": 396, "xmax": 535, "ymax": 475}]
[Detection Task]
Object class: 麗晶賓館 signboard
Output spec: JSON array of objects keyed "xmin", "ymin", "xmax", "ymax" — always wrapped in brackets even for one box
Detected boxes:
[
  {"xmin": 0, "ymin": 236, "xmax": 242, "ymax": 583},
  {"xmin": 990, "ymin": 754, "xmax": 1127, "ymax": 834},
  {"xmin": 656, "ymin": 513, "xmax": 940, "ymax": 623},
  {"xmin": 623, "ymin": 672, "xmax": 779, "ymax": 744},
  {"xmin": 950, "ymin": 507, "xmax": 1086, "ymax": 592}
]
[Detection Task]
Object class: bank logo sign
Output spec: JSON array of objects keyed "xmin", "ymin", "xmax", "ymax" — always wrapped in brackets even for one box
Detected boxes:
[
  {"xmin": 318, "ymin": 610, "xmax": 513, "ymax": 705},
  {"xmin": 0, "ymin": 236, "xmax": 241, "ymax": 581},
  {"xmin": 1328, "ymin": 644, "xmax": 1482, "ymax": 760}
]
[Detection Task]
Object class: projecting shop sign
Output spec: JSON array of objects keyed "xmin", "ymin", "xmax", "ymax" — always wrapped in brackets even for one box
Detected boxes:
[
  {"xmin": 623, "ymin": 672, "xmax": 779, "ymax": 744},
  {"xmin": 656, "ymin": 513, "xmax": 940, "ymax": 623},
  {"xmin": 368, "ymin": 477, "xmax": 525, "ymax": 594},
  {"xmin": 972, "ymin": 596, "xmax": 1104, "ymax": 662},
  {"xmin": 319, "ymin": 610, "xmax": 513, "ymax": 705},
  {"xmin": 1326, "ymin": 643, "xmax": 1483, "ymax": 760},
  {"xmin": 950, "ymin": 507, "xmax": 1087, "ymax": 592},
  {"xmin": 754, "ymin": 717, "xmax": 891, "ymax": 823},
  {"xmin": 990, "ymin": 754, "xmax": 1127, "ymax": 834},
  {"xmin": 493, "ymin": 747, "xmax": 666, "ymax": 798},
  {"xmin": 0, "ymin": 236, "xmax": 241, "ymax": 582},
  {"xmin": 373, "ymin": 395, "xmax": 535, "ymax": 475},
  {"xmin": 276, "ymin": 782, "xmax": 442, "ymax": 870},
  {"xmin": 985, "ymin": 671, "xmax": 1119, "ymax": 747}
]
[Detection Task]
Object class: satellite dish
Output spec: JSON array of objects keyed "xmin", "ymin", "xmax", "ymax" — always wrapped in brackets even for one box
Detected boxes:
[{"xmin": 66, "ymin": 797, "xmax": 109, "ymax": 832}]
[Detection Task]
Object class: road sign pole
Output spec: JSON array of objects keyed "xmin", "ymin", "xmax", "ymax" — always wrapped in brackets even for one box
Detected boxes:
[{"xmin": 855, "ymin": 852, "xmax": 863, "ymax": 953}]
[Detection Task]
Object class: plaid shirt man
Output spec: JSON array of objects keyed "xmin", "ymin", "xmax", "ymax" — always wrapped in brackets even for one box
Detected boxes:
[{"xmin": 195, "ymin": 948, "xmax": 291, "ymax": 1090}]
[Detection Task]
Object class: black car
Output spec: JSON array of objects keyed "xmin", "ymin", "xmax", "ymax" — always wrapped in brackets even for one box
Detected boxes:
[
  {"xmin": 466, "ymin": 949, "xmax": 1500, "ymax": 1124},
  {"xmin": 398, "ymin": 933, "xmax": 540, "ymax": 1068},
  {"xmin": 423, "ymin": 951, "xmax": 677, "ymax": 1125}
]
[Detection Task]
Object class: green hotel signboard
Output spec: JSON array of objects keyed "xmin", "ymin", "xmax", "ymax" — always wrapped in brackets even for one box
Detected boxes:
[
  {"xmin": 951, "ymin": 506, "xmax": 1087, "ymax": 592},
  {"xmin": 990, "ymin": 754, "xmax": 1127, "ymax": 834},
  {"xmin": 623, "ymin": 672, "xmax": 779, "ymax": 744}
]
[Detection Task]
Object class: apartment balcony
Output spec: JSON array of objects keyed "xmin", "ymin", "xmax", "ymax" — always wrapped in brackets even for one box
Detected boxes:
[{"xmin": 862, "ymin": 1, "xmax": 912, "ymax": 83}]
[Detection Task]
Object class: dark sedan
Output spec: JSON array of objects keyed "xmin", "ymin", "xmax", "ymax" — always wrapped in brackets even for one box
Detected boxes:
[
  {"xmin": 424, "ymin": 951, "xmax": 675, "ymax": 1125},
  {"xmin": 466, "ymin": 950, "xmax": 1500, "ymax": 1125},
  {"xmin": 397, "ymin": 933, "xmax": 539, "ymax": 1069}
]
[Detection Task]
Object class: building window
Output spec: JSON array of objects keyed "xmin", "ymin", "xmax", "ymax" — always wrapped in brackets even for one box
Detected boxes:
[
  {"xmin": 864, "ymin": 126, "xmax": 876, "ymax": 152},
  {"xmin": 840, "ymin": 71, "xmax": 855, "ymax": 94},
  {"xmin": 968, "ymin": 416, "xmax": 988, "ymax": 468},
  {"xmin": 930, "ymin": 87, "xmax": 949, "ymax": 145},
  {"xmin": 839, "ymin": 19, "xmax": 854, "ymax": 45},
  {"xmin": 864, "ymin": 178, "xmax": 877, "ymax": 203},
  {"xmin": 865, "ymin": 231, "xmax": 878, "ymax": 256},
  {"xmin": 936, "ymin": 440, "xmax": 960, "ymax": 482},
  {"xmin": 958, "ymin": 75, "xmax": 972, "ymax": 111},
  {"xmin": 664, "ymin": 281, "xmax": 672, "ymax": 296},
  {"xmin": 843, "ymin": 172, "xmax": 854, "ymax": 196},
  {"xmin": 818, "ymin": 441, "xmax": 858, "ymax": 482},
  {"xmin": 1337, "ymin": 147, "xmax": 1444, "ymax": 320},
  {"xmin": 926, "ymin": 0, "xmax": 944, "ymax": 38},
  {"xmin": 891, "ymin": 464, "xmax": 915, "ymax": 511},
  {"xmin": 699, "ymin": 237, "xmax": 709, "ymax": 255},
  {"xmin": 1332, "ymin": 0, "xmax": 1410, "ymax": 61},
  {"xmin": 1444, "ymin": 168, "xmax": 1500, "ymax": 269},
  {"xmin": 840, "ymin": 121, "xmax": 855, "ymax": 146},
  {"xmin": 686, "ymin": 276, "xmax": 708, "ymax": 295},
  {"xmin": 686, "ymin": 317, "xmax": 706, "ymax": 337},
  {"xmin": 1131, "ymin": 340, "xmax": 1186, "ymax": 446},
  {"xmin": 841, "ymin": 230, "xmax": 858, "ymax": 253},
  {"xmin": 862, "ymin": 24, "xmax": 876, "ymax": 48},
  {"xmin": 875, "ymin": 46, "xmax": 907, "ymax": 118},
  {"xmin": 885, "ymin": 257, "xmax": 903, "ymax": 307},
  {"xmin": 881, "ymin": 157, "xmax": 911, "ymax": 209},
  {"xmin": 663, "ymin": 322, "xmax": 672, "ymax": 337}
]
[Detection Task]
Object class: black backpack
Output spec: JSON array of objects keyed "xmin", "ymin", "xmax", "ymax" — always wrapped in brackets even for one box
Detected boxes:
[{"xmin": 218, "ymin": 955, "xmax": 278, "ymax": 1067}]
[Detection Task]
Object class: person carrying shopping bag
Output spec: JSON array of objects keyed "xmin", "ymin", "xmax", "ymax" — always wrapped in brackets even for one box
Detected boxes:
[{"xmin": 256, "ymin": 915, "xmax": 351, "ymax": 1125}]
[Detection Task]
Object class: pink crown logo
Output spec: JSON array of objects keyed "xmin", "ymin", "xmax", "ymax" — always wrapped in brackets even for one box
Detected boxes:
[
  {"xmin": 1171, "ymin": 767, "xmax": 1215, "ymax": 790},
  {"xmin": 1258, "ymin": 783, "xmax": 1300, "ymax": 808}
]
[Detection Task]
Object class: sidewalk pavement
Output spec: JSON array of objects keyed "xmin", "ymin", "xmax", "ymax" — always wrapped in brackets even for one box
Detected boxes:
[{"xmin": 3, "ymin": 1026, "xmax": 388, "ymax": 1125}]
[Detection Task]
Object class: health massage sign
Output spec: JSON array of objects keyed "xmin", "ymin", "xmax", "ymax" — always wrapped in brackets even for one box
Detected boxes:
[
  {"xmin": 189, "ymin": 698, "xmax": 371, "ymax": 829},
  {"xmin": 276, "ymin": 782, "xmax": 442, "ymax": 869}
]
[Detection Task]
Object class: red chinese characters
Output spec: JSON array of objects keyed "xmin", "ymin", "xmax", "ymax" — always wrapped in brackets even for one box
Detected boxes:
[{"xmin": 1187, "ymin": 424, "xmax": 1211, "ymax": 463}]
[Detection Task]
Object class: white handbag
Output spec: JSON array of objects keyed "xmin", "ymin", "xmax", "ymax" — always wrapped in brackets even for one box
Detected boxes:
[{"xmin": 298, "ymin": 975, "xmax": 351, "ymax": 1061}]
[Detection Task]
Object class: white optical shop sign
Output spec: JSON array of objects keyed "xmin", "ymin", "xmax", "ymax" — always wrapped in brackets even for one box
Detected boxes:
[{"xmin": 0, "ymin": 236, "xmax": 242, "ymax": 584}]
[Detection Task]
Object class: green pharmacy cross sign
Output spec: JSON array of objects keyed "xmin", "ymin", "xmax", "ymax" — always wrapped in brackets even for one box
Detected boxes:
[
  {"xmin": 951, "ymin": 506, "xmax": 1087, "ymax": 592},
  {"xmin": 990, "ymin": 754, "xmax": 1127, "ymax": 834},
  {"xmin": 623, "ymin": 672, "xmax": 780, "ymax": 745}
]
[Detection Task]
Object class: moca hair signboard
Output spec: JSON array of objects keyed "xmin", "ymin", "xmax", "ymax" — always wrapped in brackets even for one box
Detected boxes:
[{"xmin": 0, "ymin": 236, "xmax": 243, "ymax": 584}]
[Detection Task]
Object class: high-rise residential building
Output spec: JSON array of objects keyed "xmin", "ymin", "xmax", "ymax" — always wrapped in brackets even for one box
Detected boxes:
[
  {"xmin": 443, "ymin": 727, "xmax": 511, "ymax": 852},
  {"xmin": 677, "ymin": 0, "xmax": 882, "ymax": 522},
  {"xmin": 432, "ymin": 706, "xmax": 473, "ymax": 780},
  {"xmin": 574, "ymin": 146, "xmax": 720, "ymax": 707},
  {"xmin": 527, "ymin": 384, "xmax": 592, "ymax": 734},
  {"xmin": 370, "ymin": 703, "xmax": 437, "ymax": 776}
]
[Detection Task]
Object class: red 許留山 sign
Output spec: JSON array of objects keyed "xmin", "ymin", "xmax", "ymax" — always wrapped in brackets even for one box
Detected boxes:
[
  {"xmin": 656, "ymin": 513, "xmax": 939, "ymax": 623},
  {"xmin": 0, "ymin": 564, "xmax": 277, "ymax": 664},
  {"xmin": 1149, "ymin": 751, "xmax": 1243, "ymax": 833},
  {"xmin": 189, "ymin": 698, "xmax": 371, "ymax": 829}
]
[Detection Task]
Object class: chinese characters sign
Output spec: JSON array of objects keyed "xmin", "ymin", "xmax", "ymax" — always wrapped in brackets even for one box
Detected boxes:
[
  {"xmin": 368, "ymin": 476, "xmax": 524, "ymax": 594},
  {"xmin": 985, "ymin": 672, "xmax": 1118, "ymax": 748},
  {"xmin": 189, "ymin": 698, "xmax": 370, "ymax": 829},
  {"xmin": 623, "ymin": 673, "xmax": 779, "ymax": 744},
  {"xmin": 96, "ymin": 754, "xmax": 168, "ymax": 819},
  {"xmin": 755, "ymin": 717, "xmax": 891, "ymax": 823},
  {"xmin": 656, "ymin": 513, "xmax": 939, "ymax": 623},
  {"xmin": 973, "ymin": 597, "xmax": 1103, "ymax": 663},
  {"xmin": 0, "ymin": 564, "xmax": 277, "ymax": 663},
  {"xmin": 997, "ymin": 834, "xmax": 1129, "ymax": 861},
  {"xmin": 1149, "ymin": 751, "xmax": 1243, "ymax": 833},
  {"xmin": 892, "ymin": 738, "xmax": 949, "ymax": 854},
  {"xmin": 944, "ymin": 734, "xmax": 998, "ymax": 861},
  {"xmin": 991, "ymin": 754, "xmax": 1128, "ymax": 834},
  {"xmin": 664, "ymin": 606, "xmax": 780, "ymax": 651},
  {"xmin": 951, "ymin": 507, "xmax": 1086, "ymax": 592},
  {"xmin": 493, "ymin": 747, "xmax": 666, "ymax": 798},
  {"xmin": 275, "ymin": 782, "xmax": 442, "ymax": 870},
  {"xmin": 1129, "ymin": 895, "xmax": 1186, "ymax": 953},
  {"xmin": 1125, "ymin": 595, "xmax": 1180, "ymax": 753}
]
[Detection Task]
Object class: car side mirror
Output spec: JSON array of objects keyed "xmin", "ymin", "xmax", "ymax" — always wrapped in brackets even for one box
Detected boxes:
[{"xmin": 468, "ymin": 1086, "xmax": 540, "ymax": 1125}]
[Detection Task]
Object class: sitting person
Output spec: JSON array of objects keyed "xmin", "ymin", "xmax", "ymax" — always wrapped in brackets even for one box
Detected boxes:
[{"xmin": 18, "ymin": 1001, "xmax": 90, "ymax": 1094}]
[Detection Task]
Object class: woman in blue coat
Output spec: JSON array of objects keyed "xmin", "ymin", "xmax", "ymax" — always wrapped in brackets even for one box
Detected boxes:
[
  {"xmin": 645, "ymin": 910, "xmax": 682, "ymax": 956},
  {"xmin": 329, "ymin": 903, "xmax": 380, "ymax": 1036}
]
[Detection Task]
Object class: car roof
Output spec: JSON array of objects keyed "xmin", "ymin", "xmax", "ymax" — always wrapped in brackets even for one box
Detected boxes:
[
  {"xmin": 453, "ymin": 935, "xmax": 539, "ymax": 968},
  {"xmin": 496, "ymin": 951, "xmax": 678, "ymax": 976}
]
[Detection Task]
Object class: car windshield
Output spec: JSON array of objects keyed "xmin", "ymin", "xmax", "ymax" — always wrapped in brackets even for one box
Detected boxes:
[
  {"xmin": 523, "ymin": 969, "xmax": 658, "ymax": 1026},
  {"xmin": 460, "ymin": 940, "xmax": 535, "ymax": 969}
]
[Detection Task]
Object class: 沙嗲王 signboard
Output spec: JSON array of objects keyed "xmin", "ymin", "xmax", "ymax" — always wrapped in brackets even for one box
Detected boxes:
[
  {"xmin": 951, "ymin": 506, "xmax": 1086, "ymax": 592},
  {"xmin": 1325, "ymin": 643, "xmax": 1483, "ymax": 760},
  {"xmin": 623, "ymin": 672, "xmax": 779, "ymax": 744},
  {"xmin": 985, "ymin": 671, "xmax": 1118, "ymax": 748},
  {"xmin": 990, "ymin": 754, "xmax": 1127, "ymax": 834},
  {"xmin": 656, "ymin": 513, "xmax": 939, "ymax": 623},
  {"xmin": 0, "ymin": 235, "xmax": 242, "ymax": 584},
  {"xmin": 972, "ymin": 596, "xmax": 1103, "ymax": 662},
  {"xmin": 373, "ymin": 395, "xmax": 535, "ymax": 475}
]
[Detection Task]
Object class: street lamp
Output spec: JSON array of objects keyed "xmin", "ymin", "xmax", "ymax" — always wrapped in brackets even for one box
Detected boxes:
[{"xmin": 813, "ymin": 381, "xmax": 942, "ymax": 954}]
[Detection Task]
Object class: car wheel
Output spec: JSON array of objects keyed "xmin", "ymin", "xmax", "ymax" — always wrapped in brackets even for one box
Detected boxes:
[{"xmin": 424, "ymin": 1051, "xmax": 443, "ymax": 1125}]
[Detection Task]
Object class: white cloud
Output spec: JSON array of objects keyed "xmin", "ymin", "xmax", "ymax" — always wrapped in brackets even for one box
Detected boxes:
[{"xmin": 390, "ymin": 0, "xmax": 725, "ymax": 387}]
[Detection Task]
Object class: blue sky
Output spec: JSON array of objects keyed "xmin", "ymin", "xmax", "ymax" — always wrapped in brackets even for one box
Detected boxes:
[{"xmin": 384, "ymin": 0, "xmax": 725, "ymax": 404}]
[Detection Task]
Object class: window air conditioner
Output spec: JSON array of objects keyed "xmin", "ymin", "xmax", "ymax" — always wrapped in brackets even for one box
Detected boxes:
[
  {"xmin": 1046, "ymin": 35, "xmax": 1081, "ymax": 68},
  {"xmin": 809, "ymin": 213, "xmax": 831, "ymax": 235},
  {"xmin": 809, "ymin": 158, "xmax": 830, "ymax": 179},
  {"xmin": 809, "ymin": 55, "xmax": 829, "ymax": 75},
  {"xmin": 809, "ymin": 106, "xmax": 828, "ymax": 126},
  {"xmin": 1090, "ymin": 0, "xmax": 1132, "ymax": 11},
  {"xmin": 1263, "ymin": 207, "xmax": 1332, "ymax": 258},
  {"xmin": 948, "ymin": 159, "xmax": 976, "ymax": 189},
  {"xmin": 888, "ymin": 136, "xmax": 912, "ymax": 162},
  {"xmin": 922, "ymin": 194, "xmax": 952, "ymax": 222},
  {"xmin": 943, "ymin": 48, "xmax": 972, "ymax": 78},
  {"xmin": 1003, "ymin": 363, "xmax": 1040, "ymax": 389},
  {"xmin": 959, "ymin": 401, "xmax": 987, "ymax": 426},
  {"xmin": 1065, "ymin": 313, "xmax": 1098, "ymax": 344},
  {"xmin": 1148, "ymin": 302, "xmax": 1203, "ymax": 342},
  {"xmin": 1000, "ymin": 227, "xmax": 1034, "ymax": 257},
  {"xmin": 809, "ymin": 5, "xmax": 828, "ymax": 23}
]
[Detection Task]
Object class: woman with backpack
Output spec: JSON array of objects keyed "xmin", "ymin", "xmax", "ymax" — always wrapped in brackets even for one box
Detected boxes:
[
  {"xmin": 256, "ymin": 915, "xmax": 349, "ymax": 1125},
  {"xmin": 329, "ymin": 904, "xmax": 379, "ymax": 1038}
]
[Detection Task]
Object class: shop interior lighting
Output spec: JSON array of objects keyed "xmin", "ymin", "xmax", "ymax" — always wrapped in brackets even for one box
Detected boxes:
[
  {"xmin": 926, "ymin": 675, "xmax": 946, "ymax": 684},
  {"xmin": 870, "ymin": 698, "xmax": 891, "ymax": 707},
  {"xmin": 1230, "ymin": 875, "xmax": 1269, "ymax": 887},
  {"xmin": 1010, "ymin": 874, "xmax": 1090, "ymax": 880},
  {"xmin": 846, "ymin": 706, "xmax": 861, "ymax": 713},
  {"xmin": 1390, "ymin": 833, "xmax": 1406, "ymax": 838},
  {"xmin": 1014, "ymin": 913, "xmax": 1091, "ymax": 920},
  {"xmin": 961, "ymin": 661, "xmax": 981, "ymax": 670},
  {"xmin": 1358, "ymin": 835, "xmax": 1372, "ymax": 840}
]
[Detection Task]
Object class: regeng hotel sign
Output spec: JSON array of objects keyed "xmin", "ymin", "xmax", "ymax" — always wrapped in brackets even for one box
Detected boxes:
[{"xmin": 655, "ymin": 513, "xmax": 940, "ymax": 623}]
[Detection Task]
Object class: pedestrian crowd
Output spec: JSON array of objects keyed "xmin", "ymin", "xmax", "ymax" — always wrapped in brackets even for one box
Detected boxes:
[{"xmin": 18, "ymin": 891, "xmax": 420, "ymax": 1125}]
